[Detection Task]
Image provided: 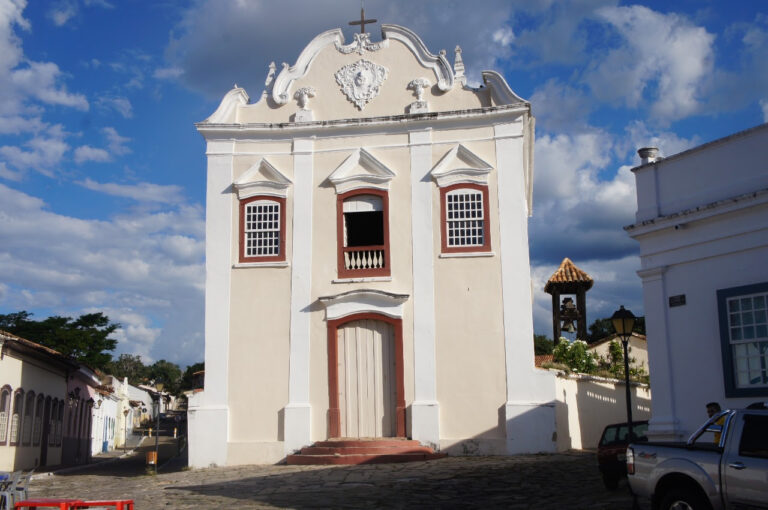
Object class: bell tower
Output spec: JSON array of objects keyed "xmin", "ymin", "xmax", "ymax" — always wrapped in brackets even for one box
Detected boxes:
[{"xmin": 544, "ymin": 258, "xmax": 593, "ymax": 344}]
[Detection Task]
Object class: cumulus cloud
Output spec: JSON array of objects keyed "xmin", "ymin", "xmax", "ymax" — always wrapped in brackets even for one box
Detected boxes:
[
  {"xmin": 584, "ymin": 5, "xmax": 714, "ymax": 121},
  {"xmin": 0, "ymin": 125, "xmax": 70, "ymax": 175},
  {"xmin": 48, "ymin": 1, "xmax": 78, "ymax": 26},
  {"xmin": 103, "ymin": 126, "xmax": 130, "ymax": 155},
  {"xmin": 529, "ymin": 79, "xmax": 592, "ymax": 132},
  {"xmin": 0, "ymin": 183, "xmax": 205, "ymax": 364},
  {"xmin": 163, "ymin": 0, "xmax": 517, "ymax": 98}
]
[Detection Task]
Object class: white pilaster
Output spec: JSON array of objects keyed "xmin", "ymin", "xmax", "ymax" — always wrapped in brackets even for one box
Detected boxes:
[
  {"xmin": 495, "ymin": 121, "xmax": 557, "ymax": 454},
  {"xmin": 284, "ymin": 137, "xmax": 315, "ymax": 454},
  {"xmin": 638, "ymin": 266, "xmax": 681, "ymax": 440},
  {"xmin": 188, "ymin": 140, "xmax": 233, "ymax": 468},
  {"xmin": 409, "ymin": 128, "xmax": 440, "ymax": 449}
]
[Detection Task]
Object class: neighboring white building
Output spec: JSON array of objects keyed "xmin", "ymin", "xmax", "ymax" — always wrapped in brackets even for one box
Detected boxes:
[
  {"xmin": 189, "ymin": 24, "xmax": 555, "ymax": 467},
  {"xmin": 90, "ymin": 386, "xmax": 119, "ymax": 456},
  {"xmin": 626, "ymin": 123, "xmax": 768, "ymax": 440},
  {"xmin": 587, "ymin": 333, "xmax": 649, "ymax": 374}
]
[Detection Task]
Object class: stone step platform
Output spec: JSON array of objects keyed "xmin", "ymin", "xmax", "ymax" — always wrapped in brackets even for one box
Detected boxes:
[{"xmin": 286, "ymin": 438, "xmax": 446, "ymax": 465}]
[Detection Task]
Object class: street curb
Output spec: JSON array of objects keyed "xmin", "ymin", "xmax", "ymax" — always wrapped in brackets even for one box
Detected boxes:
[{"xmin": 32, "ymin": 436, "xmax": 148, "ymax": 480}]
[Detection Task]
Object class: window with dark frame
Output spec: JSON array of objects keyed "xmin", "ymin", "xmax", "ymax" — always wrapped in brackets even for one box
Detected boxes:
[
  {"xmin": 440, "ymin": 183, "xmax": 491, "ymax": 254},
  {"xmin": 337, "ymin": 190, "xmax": 390, "ymax": 277},
  {"xmin": 717, "ymin": 282, "xmax": 768, "ymax": 398},
  {"xmin": 239, "ymin": 196, "xmax": 286, "ymax": 263},
  {"xmin": 0, "ymin": 386, "xmax": 10, "ymax": 445}
]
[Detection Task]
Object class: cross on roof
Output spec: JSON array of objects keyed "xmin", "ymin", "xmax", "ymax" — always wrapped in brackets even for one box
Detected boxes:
[{"xmin": 349, "ymin": 6, "xmax": 377, "ymax": 34}]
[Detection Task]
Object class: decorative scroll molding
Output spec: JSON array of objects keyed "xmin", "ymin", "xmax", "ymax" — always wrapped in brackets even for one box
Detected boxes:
[
  {"xmin": 271, "ymin": 29, "xmax": 345, "ymax": 105},
  {"xmin": 334, "ymin": 59, "xmax": 388, "ymax": 110},
  {"xmin": 233, "ymin": 158, "xmax": 292, "ymax": 199},
  {"xmin": 204, "ymin": 86, "xmax": 249, "ymax": 124},
  {"xmin": 482, "ymin": 70, "xmax": 527, "ymax": 105},
  {"xmin": 430, "ymin": 144, "xmax": 493, "ymax": 188},
  {"xmin": 381, "ymin": 24, "xmax": 454, "ymax": 91},
  {"xmin": 328, "ymin": 148, "xmax": 395, "ymax": 194},
  {"xmin": 319, "ymin": 289, "xmax": 409, "ymax": 320},
  {"xmin": 335, "ymin": 32, "xmax": 389, "ymax": 55}
]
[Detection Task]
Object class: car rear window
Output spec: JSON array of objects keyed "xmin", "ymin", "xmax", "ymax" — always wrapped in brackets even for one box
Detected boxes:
[{"xmin": 600, "ymin": 423, "xmax": 648, "ymax": 445}]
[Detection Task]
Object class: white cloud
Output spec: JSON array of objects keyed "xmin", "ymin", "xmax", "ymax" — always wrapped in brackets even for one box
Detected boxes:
[
  {"xmin": 0, "ymin": 183, "xmax": 205, "ymax": 364},
  {"xmin": 529, "ymin": 79, "xmax": 592, "ymax": 132},
  {"xmin": 74, "ymin": 145, "xmax": 109, "ymax": 163},
  {"xmin": 48, "ymin": 1, "xmax": 78, "ymax": 26},
  {"xmin": 96, "ymin": 95, "xmax": 133, "ymax": 118},
  {"xmin": 103, "ymin": 126, "xmax": 131, "ymax": 155},
  {"xmin": 761, "ymin": 100, "xmax": 768, "ymax": 122},
  {"xmin": 0, "ymin": 125, "xmax": 70, "ymax": 175},
  {"xmin": 584, "ymin": 5, "xmax": 714, "ymax": 121},
  {"xmin": 153, "ymin": 67, "xmax": 182, "ymax": 80},
  {"xmin": 77, "ymin": 178, "xmax": 185, "ymax": 204}
]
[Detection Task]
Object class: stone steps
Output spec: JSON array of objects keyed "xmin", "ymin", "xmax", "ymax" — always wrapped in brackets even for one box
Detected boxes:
[{"xmin": 286, "ymin": 438, "xmax": 445, "ymax": 465}]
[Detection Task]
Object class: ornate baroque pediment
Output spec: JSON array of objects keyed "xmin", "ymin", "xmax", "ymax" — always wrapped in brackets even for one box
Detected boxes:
[
  {"xmin": 334, "ymin": 59, "xmax": 388, "ymax": 110},
  {"xmin": 335, "ymin": 32, "xmax": 389, "ymax": 55}
]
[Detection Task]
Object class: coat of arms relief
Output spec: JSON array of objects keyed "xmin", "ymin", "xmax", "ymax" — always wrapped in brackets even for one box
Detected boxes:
[{"xmin": 334, "ymin": 59, "xmax": 388, "ymax": 110}]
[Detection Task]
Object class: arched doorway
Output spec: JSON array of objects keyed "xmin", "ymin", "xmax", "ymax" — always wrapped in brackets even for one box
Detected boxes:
[{"xmin": 327, "ymin": 313, "xmax": 405, "ymax": 438}]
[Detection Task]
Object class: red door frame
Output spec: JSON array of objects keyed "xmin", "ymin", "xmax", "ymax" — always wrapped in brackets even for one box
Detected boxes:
[{"xmin": 327, "ymin": 313, "xmax": 406, "ymax": 438}]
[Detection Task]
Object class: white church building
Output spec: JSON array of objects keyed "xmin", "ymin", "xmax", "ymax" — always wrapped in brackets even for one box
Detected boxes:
[{"xmin": 188, "ymin": 24, "xmax": 557, "ymax": 466}]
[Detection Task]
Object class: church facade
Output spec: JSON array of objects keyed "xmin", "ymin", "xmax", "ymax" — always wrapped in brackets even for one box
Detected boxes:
[{"xmin": 188, "ymin": 24, "xmax": 556, "ymax": 466}]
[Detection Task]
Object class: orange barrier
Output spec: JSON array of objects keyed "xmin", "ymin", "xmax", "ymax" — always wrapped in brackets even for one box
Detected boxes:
[{"xmin": 15, "ymin": 499, "xmax": 134, "ymax": 510}]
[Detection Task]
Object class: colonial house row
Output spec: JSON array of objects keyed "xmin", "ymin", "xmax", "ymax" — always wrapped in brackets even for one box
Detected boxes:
[
  {"xmin": 626, "ymin": 122, "xmax": 768, "ymax": 440},
  {"xmin": 0, "ymin": 329, "xmax": 161, "ymax": 471},
  {"xmin": 189, "ymin": 24, "xmax": 556, "ymax": 466}
]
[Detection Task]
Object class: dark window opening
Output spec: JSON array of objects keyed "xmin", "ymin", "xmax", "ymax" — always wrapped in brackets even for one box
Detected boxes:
[{"xmin": 344, "ymin": 211, "xmax": 384, "ymax": 247}]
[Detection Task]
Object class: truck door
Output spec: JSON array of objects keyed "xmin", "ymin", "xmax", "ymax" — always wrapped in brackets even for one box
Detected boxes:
[{"xmin": 722, "ymin": 413, "xmax": 768, "ymax": 508}]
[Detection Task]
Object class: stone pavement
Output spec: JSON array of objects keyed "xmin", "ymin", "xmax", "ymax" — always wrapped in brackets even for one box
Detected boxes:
[{"xmin": 27, "ymin": 449, "xmax": 642, "ymax": 509}]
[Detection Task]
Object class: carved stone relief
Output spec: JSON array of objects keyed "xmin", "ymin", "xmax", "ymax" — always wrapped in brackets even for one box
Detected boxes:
[
  {"xmin": 407, "ymin": 78, "xmax": 430, "ymax": 114},
  {"xmin": 334, "ymin": 59, "xmax": 388, "ymax": 110},
  {"xmin": 294, "ymin": 86, "xmax": 316, "ymax": 122}
]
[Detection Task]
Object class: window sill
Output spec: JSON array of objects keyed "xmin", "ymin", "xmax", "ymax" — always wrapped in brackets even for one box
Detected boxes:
[
  {"xmin": 439, "ymin": 251, "xmax": 495, "ymax": 258},
  {"xmin": 233, "ymin": 261, "xmax": 289, "ymax": 268},
  {"xmin": 332, "ymin": 276, "xmax": 393, "ymax": 283}
]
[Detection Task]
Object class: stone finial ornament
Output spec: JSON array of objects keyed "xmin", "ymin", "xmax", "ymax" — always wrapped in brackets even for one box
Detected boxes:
[
  {"xmin": 265, "ymin": 62, "xmax": 276, "ymax": 87},
  {"xmin": 407, "ymin": 78, "xmax": 431, "ymax": 114},
  {"xmin": 454, "ymin": 46, "xmax": 466, "ymax": 86}
]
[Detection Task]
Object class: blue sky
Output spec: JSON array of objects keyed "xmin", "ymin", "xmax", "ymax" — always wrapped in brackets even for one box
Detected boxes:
[{"xmin": 0, "ymin": 0, "xmax": 766, "ymax": 367}]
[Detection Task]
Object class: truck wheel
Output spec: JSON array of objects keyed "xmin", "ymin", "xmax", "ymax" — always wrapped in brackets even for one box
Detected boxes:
[
  {"xmin": 659, "ymin": 488, "xmax": 712, "ymax": 510},
  {"xmin": 602, "ymin": 472, "xmax": 619, "ymax": 490}
]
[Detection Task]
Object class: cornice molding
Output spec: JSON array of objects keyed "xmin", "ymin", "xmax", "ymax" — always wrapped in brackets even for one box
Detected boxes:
[
  {"xmin": 430, "ymin": 144, "xmax": 493, "ymax": 187},
  {"xmin": 233, "ymin": 158, "xmax": 292, "ymax": 199}
]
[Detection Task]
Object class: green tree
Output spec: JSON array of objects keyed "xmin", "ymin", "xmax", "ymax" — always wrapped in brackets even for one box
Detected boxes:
[
  {"xmin": 587, "ymin": 316, "xmax": 646, "ymax": 344},
  {"xmin": 553, "ymin": 338, "xmax": 598, "ymax": 374},
  {"xmin": 533, "ymin": 334, "xmax": 554, "ymax": 355},
  {"xmin": 179, "ymin": 362, "xmax": 204, "ymax": 392},
  {"xmin": 106, "ymin": 354, "xmax": 150, "ymax": 384},
  {"xmin": 148, "ymin": 359, "xmax": 183, "ymax": 395},
  {"xmin": 0, "ymin": 310, "xmax": 119, "ymax": 369}
]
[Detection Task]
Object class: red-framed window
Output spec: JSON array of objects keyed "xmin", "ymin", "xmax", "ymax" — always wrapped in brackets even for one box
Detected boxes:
[
  {"xmin": 440, "ymin": 183, "xmax": 491, "ymax": 254},
  {"xmin": 239, "ymin": 196, "xmax": 286, "ymax": 263},
  {"xmin": 0, "ymin": 385, "xmax": 11, "ymax": 445},
  {"xmin": 336, "ymin": 188, "xmax": 390, "ymax": 278},
  {"xmin": 9, "ymin": 389, "xmax": 23, "ymax": 446}
]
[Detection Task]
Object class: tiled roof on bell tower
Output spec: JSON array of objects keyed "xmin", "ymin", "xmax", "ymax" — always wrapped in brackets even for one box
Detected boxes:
[{"xmin": 544, "ymin": 258, "xmax": 593, "ymax": 294}]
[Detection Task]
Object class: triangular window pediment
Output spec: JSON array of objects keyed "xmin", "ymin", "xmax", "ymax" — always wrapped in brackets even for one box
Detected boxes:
[
  {"xmin": 328, "ymin": 148, "xmax": 395, "ymax": 194},
  {"xmin": 234, "ymin": 158, "xmax": 292, "ymax": 199},
  {"xmin": 430, "ymin": 144, "xmax": 492, "ymax": 188}
]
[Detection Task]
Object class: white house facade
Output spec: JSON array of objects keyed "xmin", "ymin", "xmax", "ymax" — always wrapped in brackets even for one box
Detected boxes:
[
  {"xmin": 626, "ymin": 123, "xmax": 768, "ymax": 440},
  {"xmin": 188, "ymin": 25, "xmax": 556, "ymax": 467}
]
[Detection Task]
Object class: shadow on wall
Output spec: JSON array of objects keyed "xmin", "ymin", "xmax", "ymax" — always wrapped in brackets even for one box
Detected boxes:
[{"xmin": 554, "ymin": 373, "xmax": 652, "ymax": 451}]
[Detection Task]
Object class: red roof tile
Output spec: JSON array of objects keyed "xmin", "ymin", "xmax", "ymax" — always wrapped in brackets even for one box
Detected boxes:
[{"xmin": 544, "ymin": 258, "xmax": 594, "ymax": 293}]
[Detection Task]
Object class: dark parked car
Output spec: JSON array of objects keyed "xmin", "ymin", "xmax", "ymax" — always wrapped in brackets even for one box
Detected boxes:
[{"xmin": 597, "ymin": 420, "xmax": 649, "ymax": 490}]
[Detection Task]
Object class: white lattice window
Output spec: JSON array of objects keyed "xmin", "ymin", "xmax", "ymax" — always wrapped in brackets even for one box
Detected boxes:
[
  {"xmin": 240, "ymin": 196, "xmax": 285, "ymax": 263},
  {"xmin": 446, "ymin": 188, "xmax": 485, "ymax": 248},
  {"xmin": 727, "ymin": 292, "xmax": 768, "ymax": 388}
]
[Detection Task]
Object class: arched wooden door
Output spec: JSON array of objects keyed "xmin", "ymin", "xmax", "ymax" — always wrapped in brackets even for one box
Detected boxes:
[{"xmin": 327, "ymin": 314, "xmax": 405, "ymax": 438}]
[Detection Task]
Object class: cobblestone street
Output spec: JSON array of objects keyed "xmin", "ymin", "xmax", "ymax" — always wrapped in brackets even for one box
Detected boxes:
[{"xmin": 29, "ymin": 447, "xmax": 639, "ymax": 509}]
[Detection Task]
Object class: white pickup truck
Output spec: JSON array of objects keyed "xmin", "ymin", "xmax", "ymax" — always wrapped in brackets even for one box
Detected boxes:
[{"xmin": 627, "ymin": 406, "xmax": 768, "ymax": 510}]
